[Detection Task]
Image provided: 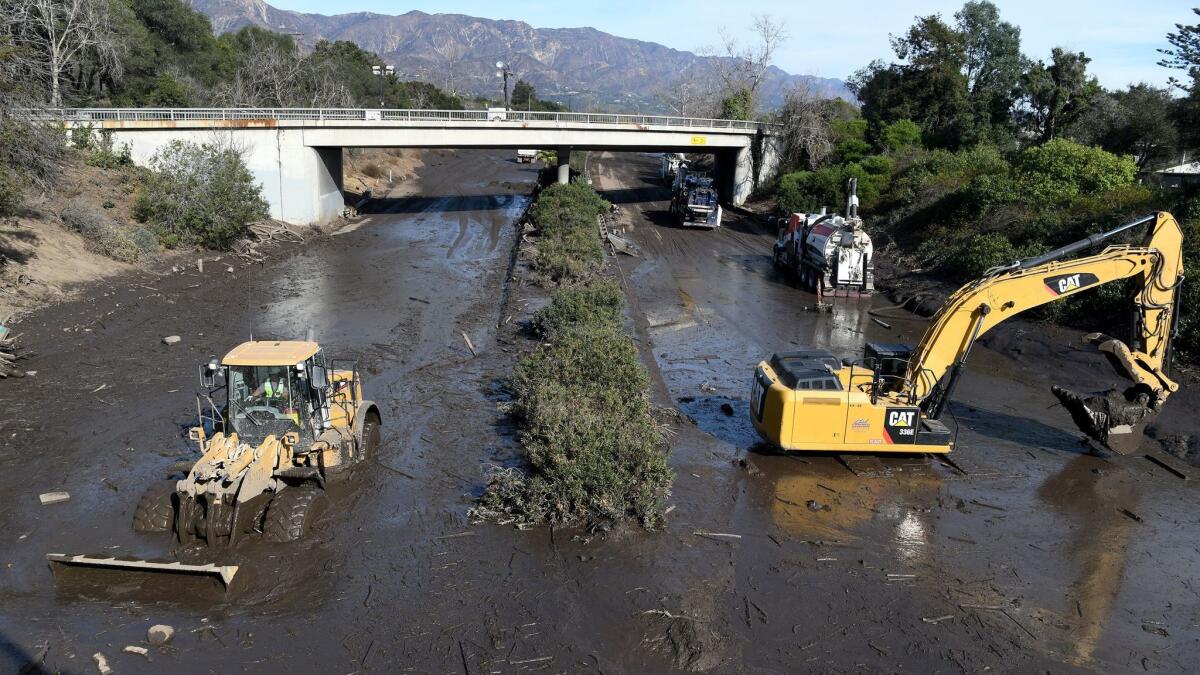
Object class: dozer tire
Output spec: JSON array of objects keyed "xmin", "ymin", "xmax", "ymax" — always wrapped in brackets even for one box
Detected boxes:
[
  {"xmin": 263, "ymin": 486, "xmax": 328, "ymax": 543},
  {"xmin": 132, "ymin": 481, "xmax": 177, "ymax": 533}
]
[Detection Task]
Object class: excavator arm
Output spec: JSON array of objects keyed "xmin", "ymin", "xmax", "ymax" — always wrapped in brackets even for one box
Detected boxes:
[{"xmin": 904, "ymin": 212, "xmax": 1184, "ymax": 452}]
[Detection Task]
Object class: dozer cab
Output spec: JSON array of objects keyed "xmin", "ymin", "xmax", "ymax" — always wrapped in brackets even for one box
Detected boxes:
[
  {"xmin": 752, "ymin": 212, "xmax": 1184, "ymax": 456},
  {"xmin": 48, "ymin": 340, "xmax": 381, "ymax": 591}
]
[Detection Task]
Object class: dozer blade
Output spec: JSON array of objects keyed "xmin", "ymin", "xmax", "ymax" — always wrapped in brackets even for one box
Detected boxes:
[
  {"xmin": 1051, "ymin": 386, "xmax": 1157, "ymax": 455},
  {"xmin": 47, "ymin": 553, "xmax": 239, "ymax": 595}
]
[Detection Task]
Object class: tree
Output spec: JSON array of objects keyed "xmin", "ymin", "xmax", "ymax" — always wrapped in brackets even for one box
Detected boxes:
[
  {"xmin": 1068, "ymin": 85, "xmax": 1177, "ymax": 171},
  {"xmin": 774, "ymin": 88, "xmax": 834, "ymax": 171},
  {"xmin": 1018, "ymin": 48, "xmax": 1100, "ymax": 143},
  {"xmin": 1159, "ymin": 8, "xmax": 1200, "ymax": 92},
  {"xmin": 955, "ymin": 1, "xmax": 1024, "ymax": 139},
  {"xmin": 214, "ymin": 31, "xmax": 351, "ymax": 108},
  {"xmin": 707, "ymin": 14, "xmax": 786, "ymax": 117},
  {"xmin": 718, "ymin": 88, "xmax": 753, "ymax": 120},
  {"xmin": 881, "ymin": 119, "xmax": 922, "ymax": 152},
  {"xmin": 511, "ymin": 79, "xmax": 535, "ymax": 108},
  {"xmin": 3, "ymin": 0, "xmax": 124, "ymax": 105},
  {"xmin": 134, "ymin": 138, "xmax": 269, "ymax": 249}
]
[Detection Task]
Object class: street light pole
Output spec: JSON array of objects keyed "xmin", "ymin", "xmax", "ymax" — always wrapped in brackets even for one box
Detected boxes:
[
  {"xmin": 371, "ymin": 64, "xmax": 394, "ymax": 108},
  {"xmin": 495, "ymin": 61, "xmax": 512, "ymax": 108}
]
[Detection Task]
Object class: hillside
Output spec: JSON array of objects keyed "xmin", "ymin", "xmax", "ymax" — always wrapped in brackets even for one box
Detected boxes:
[{"xmin": 190, "ymin": 0, "xmax": 851, "ymax": 112}]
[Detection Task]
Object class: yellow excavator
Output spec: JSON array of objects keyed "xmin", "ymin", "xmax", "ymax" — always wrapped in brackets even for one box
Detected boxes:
[
  {"xmin": 48, "ymin": 339, "xmax": 381, "ymax": 593},
  {"xmin": 751, "ymin": 211, "xmax": 1184, "ymax": 455}
]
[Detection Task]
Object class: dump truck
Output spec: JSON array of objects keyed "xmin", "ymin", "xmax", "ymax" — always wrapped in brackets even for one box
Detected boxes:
[
  {"xmin": 752, "ymin": 212, "xmax": 1184, "ymax": 456},
  {"xmin": 48, "ymin": 339, "xmax": 381, "ymax": 592},
  {"xmin": 669, "ymin": 168, "xmax": 722, "ymax": 229},
  {"xmin": 773, "ymin": 177, "xmax": 874, "ymax": 295}
]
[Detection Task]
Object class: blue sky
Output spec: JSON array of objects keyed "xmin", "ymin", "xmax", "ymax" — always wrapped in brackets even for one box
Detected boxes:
[{"xmin": 269, "ymin": 0, "xmax": 1192, "ymax": 89}]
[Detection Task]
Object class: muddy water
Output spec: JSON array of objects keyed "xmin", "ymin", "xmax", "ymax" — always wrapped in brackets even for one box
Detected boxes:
[
  {"xmin": 593, "ymin": 151, "xmax": 1200, "ymax": 672},
  {"xmin": 1, "ymin": 148, "xmax": 1198, "ymax": 673}
]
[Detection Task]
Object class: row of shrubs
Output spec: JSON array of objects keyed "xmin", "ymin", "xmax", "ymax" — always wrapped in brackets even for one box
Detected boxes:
[{"xmin": 472, "ymin": 182, "xmax": 674, "ymax": 529}]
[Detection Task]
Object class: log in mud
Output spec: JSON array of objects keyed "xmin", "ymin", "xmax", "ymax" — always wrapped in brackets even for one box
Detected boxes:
[{"xmin": 0, "ymin": 150, "xmax": 1198, "ymax": 673}]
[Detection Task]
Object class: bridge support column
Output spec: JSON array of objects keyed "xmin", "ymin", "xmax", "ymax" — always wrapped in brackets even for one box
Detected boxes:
[
  {"xmin": 715, "ymin": 146, "xmax": 754, "ymax": 206},
  {"xmin": 556, "ymin": 146, "xmax": 571, "ymax": 184}
]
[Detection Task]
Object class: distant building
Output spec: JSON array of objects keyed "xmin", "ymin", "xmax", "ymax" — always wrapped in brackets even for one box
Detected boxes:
[{"xmin": 1156, "ymin": 160, "xmax": 1200, "ymax": 188}]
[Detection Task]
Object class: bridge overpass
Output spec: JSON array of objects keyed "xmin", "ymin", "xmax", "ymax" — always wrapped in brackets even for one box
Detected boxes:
[{"xmin": 58, "ymin": 108, "xmax": 780, "ymax": 226}]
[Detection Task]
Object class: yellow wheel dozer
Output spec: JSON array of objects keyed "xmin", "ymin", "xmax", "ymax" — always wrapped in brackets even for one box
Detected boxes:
[{"xmin": 48, "ymin": 340, "xmax": 382, "ymax": 594}]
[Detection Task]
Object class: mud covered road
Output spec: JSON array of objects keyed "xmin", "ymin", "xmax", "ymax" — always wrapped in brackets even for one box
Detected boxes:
[{"xmin": 1, "ymin": 149, "xmax": 1198, "ymax": 673}]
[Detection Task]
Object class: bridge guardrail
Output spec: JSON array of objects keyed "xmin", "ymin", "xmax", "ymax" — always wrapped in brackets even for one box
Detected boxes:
[{"xmin": 45, "ymin": 108, "xmax": 776, "ymax": 131}]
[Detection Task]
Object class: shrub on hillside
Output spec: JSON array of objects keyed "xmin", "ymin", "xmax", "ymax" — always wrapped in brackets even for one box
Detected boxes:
[
  {"xmin": 61, "ymin": 201, "xmax": 146, "ymax": 262},
  {"xmin": 133, "ymin": 140, "xmax": 269, "ymax": 249},
  {"xmin": 937, "ymin": 232, "xmax": 1017, "ymax": 279}
]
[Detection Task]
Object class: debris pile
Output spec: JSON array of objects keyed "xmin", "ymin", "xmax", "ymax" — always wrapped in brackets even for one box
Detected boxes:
[{"xmin": 0, "ymin": 319, "xmax": 27, "ymax": 379}]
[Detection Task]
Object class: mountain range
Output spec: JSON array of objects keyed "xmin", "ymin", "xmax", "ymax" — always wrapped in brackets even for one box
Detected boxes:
[{"xmin": 190, "ymin": 0, "xmax": 851, "ymax": 113}]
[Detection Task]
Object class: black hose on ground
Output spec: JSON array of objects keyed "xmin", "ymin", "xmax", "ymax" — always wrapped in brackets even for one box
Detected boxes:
[{"xmin": 868, "ymin": 294, "xmax": 934, "ymax": 321}]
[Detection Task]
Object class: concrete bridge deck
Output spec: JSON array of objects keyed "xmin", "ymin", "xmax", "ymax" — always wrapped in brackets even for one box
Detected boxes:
[{"xmin": 54, "ymin": 109, "xmax": 780, "ymax": 225}]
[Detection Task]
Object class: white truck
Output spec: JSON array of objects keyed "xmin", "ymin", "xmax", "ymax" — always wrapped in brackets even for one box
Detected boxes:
[
  {"xmin": 516, "ymin": 149, "xmax": 537, "ymax": 163},
  {"xmin": 772, "ymin": 178, "xmax": 874, "ymax": 295}
]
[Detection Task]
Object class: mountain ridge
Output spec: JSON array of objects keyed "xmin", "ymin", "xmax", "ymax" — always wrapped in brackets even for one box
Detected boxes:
[{"xmin": 190, "ymin": 0, "xmax": 851, "ymax": 112}]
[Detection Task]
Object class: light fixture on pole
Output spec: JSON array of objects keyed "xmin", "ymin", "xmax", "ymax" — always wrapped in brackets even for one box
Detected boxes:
[
  {"xmin": 495, "ymin": 60, "xmax": 512, "ymax": 109},
  {"xmin": 371, "ymin": 64, "xmax": 394, "ymax": 108}
]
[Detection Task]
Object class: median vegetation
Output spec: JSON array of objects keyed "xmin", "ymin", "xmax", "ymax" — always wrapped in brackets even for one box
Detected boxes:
[{"xmin": 473, "ymin": 182, "xmax": 674, "ymax": 530}]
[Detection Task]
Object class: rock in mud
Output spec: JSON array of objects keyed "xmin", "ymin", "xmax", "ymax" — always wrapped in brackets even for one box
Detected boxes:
[
  {"xmin": 93, "ymin": 652, "xmax": 112, "ymax": 675},
  {"xmin": 38, "ymin": 491, "xmax": 69, "ymax": 505},
  {"xmin": 719, "ymin": 403, "xmax": 734, "ymax": 416},
  {"xmin": 147, "ymin": 624, "xmax": 174, "ymax": 645},
  {"xmin": 161, "ymin": 335, "xmax": 181, "ymax": 345}
]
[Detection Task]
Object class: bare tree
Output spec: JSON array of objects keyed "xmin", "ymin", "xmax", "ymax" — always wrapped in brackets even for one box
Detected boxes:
[
  {"xmin": 2, "ymin": 0, "xmax": 123, "ymax": 106},
  {"xmin": 215, "ymin": 34, "xmax": 352, "ymax": 108},
  {"xmin": 775, "ymin": 86, "xmax": 834, "ymax": 171},
  {"xmin": 656, "ymin": 66, "xmax": 717, "ymax": 118},
  {"xmin": 704, "ymin": 15, "xmax": 787, "ymax": 114}
]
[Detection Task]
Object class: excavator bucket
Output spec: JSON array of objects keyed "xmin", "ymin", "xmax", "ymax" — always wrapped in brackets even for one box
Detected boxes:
[
  {"xmin": 1051, "ymin": 386, "xmax": 1157, "ymax": 455},
  {"xmin": 47, "ymin": 553, "xmax": 239, "ymax": 598}
]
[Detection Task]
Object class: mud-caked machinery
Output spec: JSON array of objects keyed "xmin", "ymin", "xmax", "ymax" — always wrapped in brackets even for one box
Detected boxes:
[
  {"xmin": 669, "ymin": 167, "xmax": 723, "ymax": 229},
  {"xmin": 48, "ymin": 339, "xmax": 381, "ymax": 589},
  {"xmin": 753, "ymin": 212, "xmax": 1184, "ymax": 456},
  {"xmin": 773, "ymin": 177, "xmax": 874, "ymax": 295}
]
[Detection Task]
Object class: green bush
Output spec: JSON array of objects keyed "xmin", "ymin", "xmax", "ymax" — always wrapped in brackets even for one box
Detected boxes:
[
  {"xmin": 529, "ymin": 182, "xmax": 609, "ymax": 284},
  {"xmin": 531, "ymin": 280, "xmax": 624, "ymax": 339},
  {"xmin": 61, "ymin": 201, "xmax": 145, "ymax": 262},
  {"xmin": 939, "ymin": 232, "xmax": 1017, "ymax": 278},
  {"xmin": 881, "ymin": 119, "xmax": 922, "ymax": 152},
  {"xmin": 0, "ymin": 164, "xmax": 19, "ymax": 216},
  {"xmin": 486, "ymin": 323, "xmax": 672, "ymax": 527},
  {"xmin": 777, "ymin": 168, "xmax": 845, "ymax": 214},
  {"xmin": 474, "ymin": 180, "xmax": 672, "ymax": 530},
  {"xmin": 84, "ymin": 129, "xmax": 133, "ymax": 169},
  {"xmin": 134, "ymin": 140, "xmax": 269, "ymax": 249}
]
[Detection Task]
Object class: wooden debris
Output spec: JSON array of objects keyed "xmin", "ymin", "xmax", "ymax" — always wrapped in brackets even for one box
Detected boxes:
[{"xmin": 460, "ymin": 331, "xmax": 477, "ymax": 357}]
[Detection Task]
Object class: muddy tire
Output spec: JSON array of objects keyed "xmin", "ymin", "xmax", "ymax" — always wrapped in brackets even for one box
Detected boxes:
[
  {"xmin": 263, "ymin": 486, "xmax": 328, "ymax": 543},
  {"xmin": 360, "ymin": 412, "xmax": 382, "ymax": 461},
  {"xmin": 132, "ymin": 481, "xmax": 177, "ymax": 533}
]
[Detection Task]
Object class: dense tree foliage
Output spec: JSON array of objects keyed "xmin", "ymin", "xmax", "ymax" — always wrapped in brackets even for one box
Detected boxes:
[{"xmin": 509, "ymin": 78, "xmax": 565, "ymax": 112}]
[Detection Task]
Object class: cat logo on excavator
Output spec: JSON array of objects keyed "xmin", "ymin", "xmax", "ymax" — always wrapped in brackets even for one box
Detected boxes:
[{"xmin": 1044, "ymin": 272, "xmax": 1099, "ymax": 296}]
